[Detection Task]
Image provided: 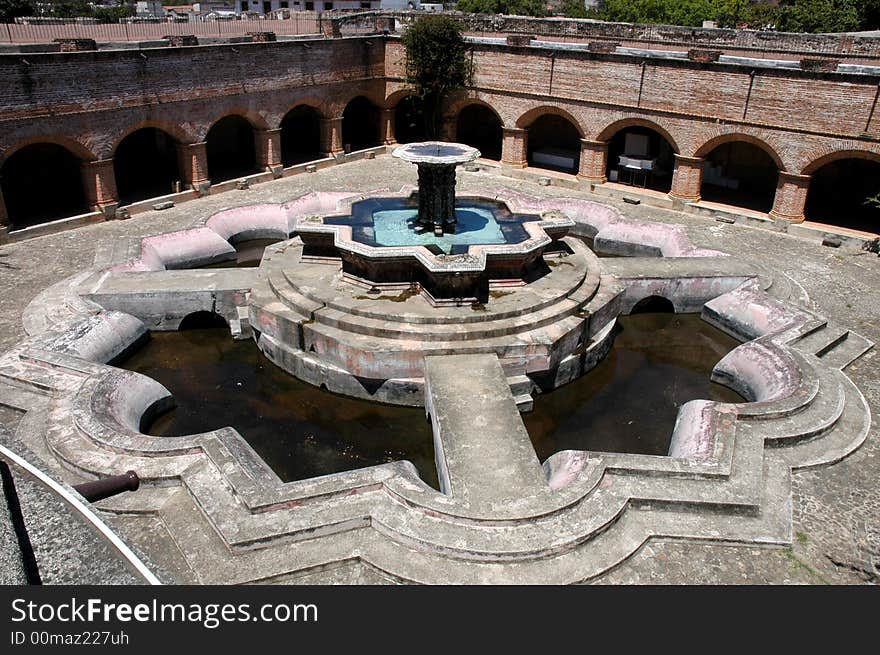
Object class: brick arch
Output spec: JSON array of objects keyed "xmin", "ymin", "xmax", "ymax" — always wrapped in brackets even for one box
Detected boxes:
[
  {"xmin": 693, "ymin": 131, "xmax": 786, "ymax": 171},
  {"xmin": 0, "ymin": 133, "xmax": 97, "ymax": 165},
  {"xmin": 198, "ymin": 110, "xmax": 269, "ymax": 141},
  {"xmin": 109, "ymin": 120, "xmax": 193, "ymax": 157},
  {"xmin": 448, "ymin": 97, "xmax": 504, "ymax": 126},
  {"xmin": 515, "ymin": 105, "xmax": 585, "ymax": 137},
  {"xmin": 595, "ymin": 117, "xmax": 680, "ymax": 153},
  {"xmin": 330, "ymin": 91, "xmax": 385, "ymax": 118},
  {"xmin": 384, "ymin": 88, "xmax": 417, "ymax": 110},
  {"xmin": 270, "ymin": 97, "xmax": 330, "ymax": 129},
  {"xmin": 801, "ymin": 147, "xmax": 880, "ymax": 175}
]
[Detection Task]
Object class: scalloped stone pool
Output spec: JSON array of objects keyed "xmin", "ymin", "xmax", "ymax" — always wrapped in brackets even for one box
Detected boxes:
[{"xmin": 324, "ymin": 197, "xmax": 541, "ymax": 255}]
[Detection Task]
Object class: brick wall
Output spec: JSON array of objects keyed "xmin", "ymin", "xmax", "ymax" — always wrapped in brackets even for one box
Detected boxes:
[
  {"xmin": 384, "ymin": 39, "xmax": 880, "ymax": 173},
  {"xmin": 2, "ymin": 31, "xmax": 879, "ymax": 179}
]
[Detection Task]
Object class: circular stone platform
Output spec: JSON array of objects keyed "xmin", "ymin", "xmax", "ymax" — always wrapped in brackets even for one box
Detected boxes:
[{"xmin": 249, "ymin": 233, "xmax": 619, "ymax": 405}]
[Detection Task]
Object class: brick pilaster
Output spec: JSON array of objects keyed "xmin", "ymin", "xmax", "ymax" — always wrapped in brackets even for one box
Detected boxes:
[
  {"xmin": 578, "ymin": 139, "xmax": 609, "ymax": 182},
  {"xmin": 320, "ymin": 117, "xmax": 344, "ymax": 156},
  {"xmin": 501, "ymin": 127, "xmax": 528, "ymax": 168},
  {"xmin": 176, "ymin": 142, "xmax": 210, "ymax": 192},
  {"xmin": 381, "ymin": 108, "xmax": 396, "ymax": 145},
  {"xmin": 669, "ymin": 155, "xmax": 705, "ymax": 202},
  {"xmin": 255, "ymin": 128, "xmax": 283, "ymax": 177},
  {"xmin": 770, "ymin": 172, "xmax": 811, "ymax": 222},
  {"xmin": 81, "ymin": 159, "xmax": 118, "ymax": 209}
]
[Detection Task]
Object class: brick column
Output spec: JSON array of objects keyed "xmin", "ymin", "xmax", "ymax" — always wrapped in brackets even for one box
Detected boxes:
[
  {"xmin": 669, "ymin": 155, "xmax": 705, "ymax": 202},
  {"xmin": 381, "ymin": 108, "xmax": 396, "ymax": 145},
  {"xmin": 176, "ymin": 142, "xmax": 210, "ymax": 194},
  {"xmin": 320, "ymin": 117, "xmax": 344, "ymax": 157},
  {"xmin": 255, "ymin": 128, "xmax": 283, "ymax": 178},
  {"xmin": 578, "ymin": 139, "xmax": 609, "ymax": 183},
  {"xmin": 501, "ymin": 127, "xmax": 528, "ymax": 168},
  {"xmin": 80, "ymin": 159, "xmax": 118, "ymax": 215},
  {"xmin": 770, "ymin": 172, "xmax": 811, "ymax": 223}
]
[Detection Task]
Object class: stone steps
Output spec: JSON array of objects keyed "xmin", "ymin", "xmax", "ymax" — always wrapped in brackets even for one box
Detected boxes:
[
  {"xmin": 791, "ymin": 323, "xmax": 874, "ymax": 370},
  {"xmin": 312, "ymin": 297, "xmax": 581, "ymax": 342},
  {"xmin": 758, "ymin": 364, "xmax": 846, "ymax": 446},
  {"xmin": 774, "ymin": 372, "xmax": 871, "ymax": 471}
]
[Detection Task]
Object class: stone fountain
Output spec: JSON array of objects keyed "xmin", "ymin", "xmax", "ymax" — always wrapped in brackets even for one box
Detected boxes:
[{"xmin": 391, "ymin": 141, "xmax": 480, "ymax": 235}]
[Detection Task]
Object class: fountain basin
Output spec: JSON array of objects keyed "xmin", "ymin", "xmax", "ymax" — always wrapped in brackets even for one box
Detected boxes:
[{"xmin": 295, "ymin": 192, "xmax": 574, "ymax": 304}]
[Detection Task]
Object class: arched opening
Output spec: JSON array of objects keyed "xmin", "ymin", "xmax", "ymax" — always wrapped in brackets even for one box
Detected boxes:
[
  {"xmin": 394, "ymin": 95, "xmax": 427, "ymax": 144},
  {"xmin": 605, "ymin": 126, "xmax": 675, "ymax": 192},
  {"xmin": 630, "ymin": 296, "xmax": 675, "ymax": 314},
  {"xmin": 178, "ymin": 311, "xmax": 229, "ymax": 331},
  {"xmin": 805, "ymin": 158, "xmax": 880, "ymax": 233},
  {"xmin": 0, "ymin": 143, "xmax": 88, "ymax": 230},
  {"xmin": 456, "ymin": 104, "xmax": 502, "ymax": 161},
  {"xmin": 700, "ymin": 141, "xmax": 779, "ymax": 213},
  {"xmin": 280, "ymin": 105, "xmax": 321, "ymax": 167},
  {"xmin": 205, "ymin": 115, "xmax": 258, "ymax": 183},
  {"xmin": 526, "ymin": 114, "xmax": 581, "ymax": 174},
  {"xmin": 114, "ymin": 128, "xmax": 181, "ymax": 206},
  {"xmin": 342, "ymin": 96, "xmax": 381, "ymax": 153}
]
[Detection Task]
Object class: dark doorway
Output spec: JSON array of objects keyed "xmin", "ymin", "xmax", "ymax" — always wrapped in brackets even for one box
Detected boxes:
[
  {"xmin": 606, "ymin": 127, "xmax": 675, "ymax": 192},
  {"xmin": 700, "ymin": 141, "xmax": 778, "ymax": 213},
  {"xmin": 205, "ymin": 115, "xmax": 258, "ymax": 183},
  {"xmin": 114, "ymin": 128, "xmax": 181, "ymax": 206},
  {"xmin": 805, "ymin": 158, "xmax": 880, "ymax": 233},
  {"xmin": 280, "ymin": 105, "xmax": 322, "ymax": 166},
  {"xmin": 526, "ymin": 114, "xmax": 581, "ymax": 174},
  {"xmin": 1, "ymin": 143, "xmax": 88, "ymax": 230},
  {"xmin": 341, "ymin": 96, "xmax": 380, "ymax": 153},
  {"xmin": 394, "ymin": 96, "xmax": 427, "ymax": 144},
  {"xmin": 456, "ymin": 104, "xmax": 502, "ymax": 161}
]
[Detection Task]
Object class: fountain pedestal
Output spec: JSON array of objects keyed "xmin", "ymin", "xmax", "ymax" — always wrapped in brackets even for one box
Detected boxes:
[{"xmin": 393, "ymin": 142, "xmax": 480, "ymax": 236}]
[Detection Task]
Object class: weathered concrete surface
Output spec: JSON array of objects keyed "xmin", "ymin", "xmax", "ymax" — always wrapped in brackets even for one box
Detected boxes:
[
  {"xmin": 0, "ymin": 156, "xmax": 877, "ymax": 584},
  {"xmin": 424, "ymin": 354, "xmax": 549, "ymax": 511}
]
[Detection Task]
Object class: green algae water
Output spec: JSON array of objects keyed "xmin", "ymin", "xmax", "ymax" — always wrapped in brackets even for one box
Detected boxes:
[{"xmin": 121, "ymin": 328, "xmax": 439, "ymax": 489}]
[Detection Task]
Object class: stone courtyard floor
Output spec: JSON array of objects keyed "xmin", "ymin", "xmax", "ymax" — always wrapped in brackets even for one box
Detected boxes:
[{"xmin": 1, "ymin": 155, "xmax": 878, "ymax": 584}]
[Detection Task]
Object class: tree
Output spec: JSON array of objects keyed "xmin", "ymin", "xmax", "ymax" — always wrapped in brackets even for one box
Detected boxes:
[
  {"xmin": 51, "ymin": 0, "xmax": 94, "ymax": 18},
  {"xmin": 0, "ymin": 0, "xmax": 34, "ymax": 23},
  {"xmin": 401, "ymin": 15, "xmax": 474, "ymax": 139},
  {"xmin": 560, "ymin": 0, "xmax": 599, "ymax": 19},
  {"xmin": 456, "ymin": 0, "xmax": 547, "ymax": 17},
  {"xmin": 776, "ymin": 0, "xmax": 860, "ymax": 33},
  {"xmin": 94, "ymin": 1, "xmax": 134, "ymax": 23}
]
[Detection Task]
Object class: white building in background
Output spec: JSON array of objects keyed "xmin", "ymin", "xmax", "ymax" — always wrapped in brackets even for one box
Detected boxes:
[
  {"xmin": 135, "ymin": 0, "xmax": 164, "ymax": 16},
  {"xmin": 234, "ymin": 0, "xmax": 417, "ymax": 15}
]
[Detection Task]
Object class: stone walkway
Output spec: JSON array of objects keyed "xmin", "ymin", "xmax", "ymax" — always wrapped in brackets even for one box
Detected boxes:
[{"xmin": 0, "ymin": 155, "xmax": 878, "ymax": 584}]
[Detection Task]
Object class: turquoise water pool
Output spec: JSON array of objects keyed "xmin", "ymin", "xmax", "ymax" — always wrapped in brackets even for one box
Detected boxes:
[{"xmin": 325, "ymin": 198, "xmax": 539, "ymax": 255}]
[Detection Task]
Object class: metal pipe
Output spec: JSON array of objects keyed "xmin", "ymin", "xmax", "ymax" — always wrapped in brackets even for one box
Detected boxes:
[{"xmin": 73, "ymin": 471, "xmax": 140, "ymax": 503}]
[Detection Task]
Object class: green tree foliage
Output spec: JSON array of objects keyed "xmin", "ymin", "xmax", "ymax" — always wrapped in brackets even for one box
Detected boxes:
[
  {"xmin": 776, "ymin": 0, "xmax": 860, "ymax": 33},
  {"xmin": 554, "ymin": 0, "xmax": 879, "ymax": 32},
  {"xmin": 456, "ymin": 0, "xmax": 548, "ymax": 17},
  {"xmin": 560, "ymin": 0, "xmax": 599, "ymax": 19},
  {"xmin": 48, "ymin": 0, "xmax": 133, "ymax": 22},
  {"xmin": 0, "ymin": 0, "xmax": 35, "ymax": 23},
  {"xmin": 401, "ymin": 14, "xmax": 474, "ymax": 138},
  {"xmin": 50, "ymin": 0, "xmax": 94, "ymax": 18},
  {"xmin": 597, "ymin": 0, "xmax": 718, "ymax": 27},
  {"xmin": 94, "ymin": 2, "xmax": 134, "ymax": 23}
]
